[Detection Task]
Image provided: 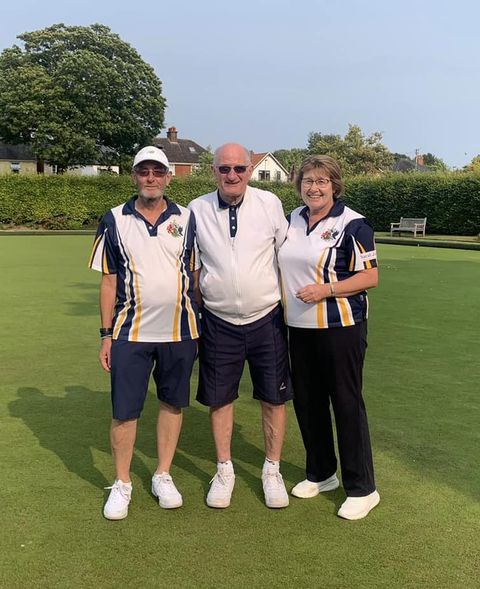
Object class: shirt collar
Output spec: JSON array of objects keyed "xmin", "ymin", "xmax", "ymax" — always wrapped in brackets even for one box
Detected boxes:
[
  {"xmin": 217, "ymin": 190, "xmax": 244, "ymax": 209},
  {"xmin": 122, "ymin": 196, "xmax": 181, "ymax": 220}
]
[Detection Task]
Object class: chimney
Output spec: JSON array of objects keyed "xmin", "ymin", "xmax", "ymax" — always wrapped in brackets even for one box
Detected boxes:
[
  {"xmin": 416, "ymin": 154, "xmax": 424, "ymax": 167},
  {"xmin": 167, "ymin": 126, "xmax": 178, "ymax": 142}
]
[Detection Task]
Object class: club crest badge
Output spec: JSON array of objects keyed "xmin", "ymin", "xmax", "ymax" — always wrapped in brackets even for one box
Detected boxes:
[
  {"xmin": 320, "ymin": 228, "xmax": 339, "ymax": 241},
  {"xmin": 167, "ymin": 220, "xmax": 183, "ymax": 238}
]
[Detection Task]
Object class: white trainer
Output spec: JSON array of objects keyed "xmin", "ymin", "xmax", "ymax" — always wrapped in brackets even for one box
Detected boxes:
[
  {"xmin": 206, "ymin": 462, "xmax": 235, "ymax": 508},
  {"xmin": 262, "ymin": 463, "xmax": 289, "ymax": 508},
  {"xmin": 103, "ymin": 480, "xmax": 132, "ymax": 520},
  {"xmin": 151, "ymin": 473, "xmax": 183, "ymax": 509},
  {"xmin": 337, "ymin": 490, "xmax": 380, "ymax": 520},
  {"xmin": 291, "ymin": 474, "xmax": 340, "ymax": 498}
]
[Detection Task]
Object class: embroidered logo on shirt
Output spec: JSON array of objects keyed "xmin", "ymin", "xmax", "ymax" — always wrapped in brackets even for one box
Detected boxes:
[
  {"xmin": 167, "ymin": 220, "xmax": 184, "ymax": 238},
  {"xmin": 320, "ymin": 228, "xmax": 339, "ymax": 241}
]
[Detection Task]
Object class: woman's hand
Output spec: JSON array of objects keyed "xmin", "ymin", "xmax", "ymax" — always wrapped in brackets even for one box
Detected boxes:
[{"xmin": 296, "ymin": 283, "xmax": 330, "ymax": 304}]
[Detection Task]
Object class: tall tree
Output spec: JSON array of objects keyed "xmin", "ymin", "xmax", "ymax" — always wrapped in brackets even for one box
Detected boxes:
[
  {"xmin": 307, "ymin": 124, "xmax": 394, "ymax": 176},
  {"xmin": 0, "ymin": 23, "xmax": 166, "ymax": 171},
  {"xmin": 422, "ymin": 152, "xmax": 448, "ymax": 171},
  {"xmin": 273, "ymin": 148, "xmax": 307, "ymax": 178}
]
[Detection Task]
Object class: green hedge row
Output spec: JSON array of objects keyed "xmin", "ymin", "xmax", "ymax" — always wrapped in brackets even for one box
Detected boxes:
[
  {"xmin": 0, "ymin": 172, "xmax": 479, "ymax": 234},
  {"xmin": 344, "ymin": 173, "xmax": 480, "ymax": 236}
]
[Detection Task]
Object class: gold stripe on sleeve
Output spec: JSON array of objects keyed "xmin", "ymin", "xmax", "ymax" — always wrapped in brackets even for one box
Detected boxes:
[
  {"xmin": 102, "ymin": 250, "xmax": 110, "ymax": 274},
  {"xmin": 88, "ymin": 233, "xmax": 103, "ymax": 268},
  {"xmin": 356, "ymin": 240, "xmax": 373, "ymax": 269}
]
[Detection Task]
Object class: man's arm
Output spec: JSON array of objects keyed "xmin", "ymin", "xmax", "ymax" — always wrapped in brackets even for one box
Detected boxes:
[
  {"xmin": 99, "ymin": 273, "xmax": 117, "ymax": 372},
  {"xmin": 272, "ymin": 196, "xmax": 289, "ymax": 252},
  {"xmin": 192, "ymin": 269, "xmax": 203, "ymax": 307}
]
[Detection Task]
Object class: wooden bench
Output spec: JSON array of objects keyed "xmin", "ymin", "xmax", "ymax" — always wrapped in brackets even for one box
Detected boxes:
[{"xmin": 390, "ymin": 217, "xmax": 427, "ymax": 237}]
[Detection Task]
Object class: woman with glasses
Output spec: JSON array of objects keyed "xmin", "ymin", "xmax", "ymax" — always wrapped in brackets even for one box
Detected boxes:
[{"xmin": 278, "ymin": 155, "xmax": 380, "ymax": 520}]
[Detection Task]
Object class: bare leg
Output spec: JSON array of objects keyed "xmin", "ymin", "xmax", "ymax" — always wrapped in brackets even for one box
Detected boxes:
[
  {"xmin": 111, "ymin": 418, "xmax": 137, "ymax": 482},
  {"xmin": 210, "ymin": 402, "xmax": 234, "ymax": 462},
  {"xmin": 261, "ymin": 402, "xmax": 287, "ymax": 462},
  {"xmin": 155, "ymin": 401, "xmax": 183, "ymax": 474}
]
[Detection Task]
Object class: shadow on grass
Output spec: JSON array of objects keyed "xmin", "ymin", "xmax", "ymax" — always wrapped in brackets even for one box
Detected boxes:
[
  {"xmin": 9, "ymin": 386, "xmax": 119, "ymax": 488},
  {"xmin": 8, "ymin": 386, "xmax": 304, "ymax": 505}
]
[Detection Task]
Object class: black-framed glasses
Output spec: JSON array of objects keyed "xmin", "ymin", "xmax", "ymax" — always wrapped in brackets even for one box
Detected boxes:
[
  {"xmin": 135, "ymin": 168, "xmax": 168, "ymax": 177},
  {"xmin": 216, "ymin": 165, "xmax": 249, "ymax": 174}
]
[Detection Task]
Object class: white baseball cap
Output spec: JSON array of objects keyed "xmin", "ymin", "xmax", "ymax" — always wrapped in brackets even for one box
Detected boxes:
[{"xmin": 133, "ymin": 146, "xmax": 170, "ymax": 170}]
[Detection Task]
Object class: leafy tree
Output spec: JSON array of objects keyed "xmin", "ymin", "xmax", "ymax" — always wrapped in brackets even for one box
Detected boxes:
[
  {"xmin": 0, "ymin": 23, "xmax": 165, "ymax": 171},
  {"xmin": 307, "ymin": 124, "xmax": 394, "ymax": 176},
  {"xmin": 273, "ymin": 148, "xmax": 307, "ymax": 178},
  {"xmin": 191, "ymin": 148, "xmax": 214, "ymax": 178},
  {"xmin": 464, "ymin": 155, "xmax": 480, "ymax": 172},
  {"xmin": 422, "ymin": 152, "xmax": 448, "ymax": 171}
]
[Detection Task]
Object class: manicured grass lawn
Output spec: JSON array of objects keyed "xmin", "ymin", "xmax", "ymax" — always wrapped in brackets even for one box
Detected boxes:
[{"xmin": 1, "ymin": 237, "xmax": 478, "ymax": 588}]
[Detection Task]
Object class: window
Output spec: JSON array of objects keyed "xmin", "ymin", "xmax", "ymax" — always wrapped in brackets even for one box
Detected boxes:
[
  {"xmin": 11, "ymin": 162, "xmax": 20, "ymax": 173},
  {"xmin": 258, "ymin": 170, "xmax": 270, "ymax": 181},
  {"xmin": 275, "ymin": 171, "xmax": 281, "ymax": 182},
  {"xmin": 189, "ymin": 146, "xmax": 196, "ymax": 153}
]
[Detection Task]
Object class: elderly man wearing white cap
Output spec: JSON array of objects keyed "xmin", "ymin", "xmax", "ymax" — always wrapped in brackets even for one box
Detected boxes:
[{"xmin": 89, "ymin": 146, "xmax": 200, "ymax": 520}]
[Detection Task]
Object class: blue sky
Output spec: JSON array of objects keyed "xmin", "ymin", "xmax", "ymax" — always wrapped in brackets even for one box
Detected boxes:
[{"xmin": 1, "ymin": 0, "xmax": 479, "ymax": 168}]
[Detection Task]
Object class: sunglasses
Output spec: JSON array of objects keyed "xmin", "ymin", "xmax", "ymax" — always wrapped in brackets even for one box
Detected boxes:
[
  {"xmin": 135, "ymin": 168, "xmax": 168, "ymax": 177},
  {"xmin": 216, "ymin": 165, "xmax": 249, "ymax": 174}
]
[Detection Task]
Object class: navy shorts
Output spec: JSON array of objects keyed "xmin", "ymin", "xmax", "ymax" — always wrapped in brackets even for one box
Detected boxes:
[
  {"xmin": 197, "ymin": 305, "xmax": 293, "ymax": 407},
  {"xmin": 110, "ymin": 339, "xmax": 198, "ymax": 420}
]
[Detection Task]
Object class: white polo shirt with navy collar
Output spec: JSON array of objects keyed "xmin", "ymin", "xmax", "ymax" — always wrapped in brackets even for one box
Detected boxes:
[
  {"xmin": 89, "ymin": 196, "xmax": 200, "ymax": 342},
  {"xmin": 188, "ymin": 185, "xmax": 288, "ymax": 325},
  {"xmin": 278, "ymin": 199, "xmax": 377, "ymax": 329}
]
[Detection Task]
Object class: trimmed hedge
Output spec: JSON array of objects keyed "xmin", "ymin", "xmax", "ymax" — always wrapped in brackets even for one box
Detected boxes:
[
  {"xmin": 0, "ymin": 172, "xmax": 479, "ymax": 234},
  {"xmin": 344, "ymin": 173, "xmax": 480, "ymax": 235}
]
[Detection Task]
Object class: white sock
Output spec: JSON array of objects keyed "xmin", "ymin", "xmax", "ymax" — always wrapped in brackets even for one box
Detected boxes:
[{"xmin": 264, "ymin": 458, "xmax": 279, "ymax": 471}]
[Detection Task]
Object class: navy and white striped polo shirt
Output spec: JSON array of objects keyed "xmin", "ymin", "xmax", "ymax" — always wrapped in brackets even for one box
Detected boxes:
[
  {"xmin": 278, "ymin": 200, "xmax": 377, "ymax": 329},
  {"xmin": 89, "ymin": 197, "xmax": 200, "ymax": 342}
]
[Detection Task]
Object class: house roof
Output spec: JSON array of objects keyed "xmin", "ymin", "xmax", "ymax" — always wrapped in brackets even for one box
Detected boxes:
[
  {"xmin": 0, "ymin": 143, "xmax": 36, "ymax": 161},
  {"xmin": 393, "ymin": 158, "xmax": 430, "ymax": 173},
  {"xmin": 251, "ymin": 152, "xmax": 288, "ymax": 175},
  {"xmin": 0, "ymin": 142, "xmax": 116, "ymax": 165},
  {"xmin": 251, "ymin": 152, "xmax": 268, "ymax": 167},
  {"xmin": 154, "ymin": 137, "xmax": 207, "ymax": 165}
]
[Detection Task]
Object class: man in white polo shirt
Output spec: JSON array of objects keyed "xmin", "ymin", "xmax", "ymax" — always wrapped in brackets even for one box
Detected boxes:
[
  {"xmin": 89, "ymin": 146, "xmax": 200, "ymax": 520},
  {"xmin": 189, "ymin": 143, "xmax": 293, "ymax": 509}
]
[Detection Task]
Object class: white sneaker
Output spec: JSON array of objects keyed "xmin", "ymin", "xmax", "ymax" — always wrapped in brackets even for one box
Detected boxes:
[
  {"xmin": 291, "ymin": 474, "xmax": 340, "ymax": 498},
  {"xmin": 103, "ymin": 480, "xmax": 132, "ymax": 520},
  {"xmin": 151, "ymin": 473, "xmax": 183, "ymax": 509},
  {"xmin": 262, "ymin": 463, "xmax": 289, "ymax": 509},
  {"xmin": 337, "ymin": 490, "xmax": 380, "ymax": 520},
  {"xmin": 206, "ymin": 462, "xmax": 235, "ymax": 508}
]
